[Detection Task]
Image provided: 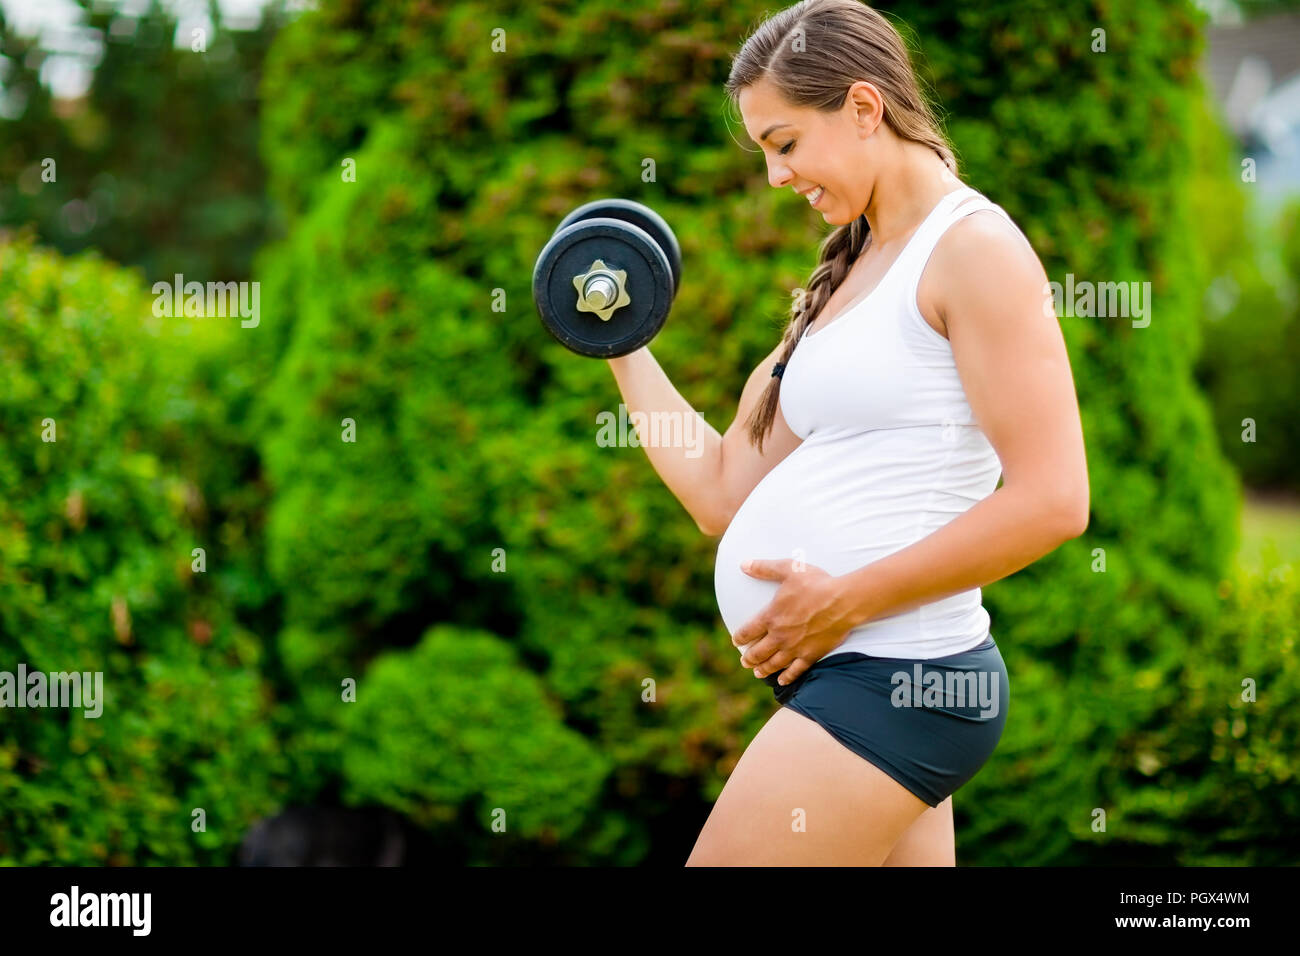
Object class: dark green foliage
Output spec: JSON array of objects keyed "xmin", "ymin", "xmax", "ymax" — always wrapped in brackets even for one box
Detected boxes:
[
  {"xmin": 1107, "ymin": 567, "xmax": 1300, "ymax": 865},
  {"xmin": 0, "ymin": 238, "xmax": 286, "ymax": 863},
  {"xmin": 340, "ymin": 626, "xmax": 613, "ymax": 863}
]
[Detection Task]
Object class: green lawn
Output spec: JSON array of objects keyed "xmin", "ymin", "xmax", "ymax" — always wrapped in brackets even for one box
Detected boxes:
[{"xmin": 1238, "ymin": 491, "xmax": 1300, "ymax": 575}]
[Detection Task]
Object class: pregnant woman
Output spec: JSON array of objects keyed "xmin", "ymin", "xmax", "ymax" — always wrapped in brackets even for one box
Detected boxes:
[{"xmin": 607, "ymin": 0, "xmax": 1089, "ymax": 865}]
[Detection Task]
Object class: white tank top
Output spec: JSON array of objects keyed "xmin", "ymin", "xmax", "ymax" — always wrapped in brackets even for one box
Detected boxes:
[{"xmin": 714, "ymin": 185, "xmax": 1018, "ymax": 661}]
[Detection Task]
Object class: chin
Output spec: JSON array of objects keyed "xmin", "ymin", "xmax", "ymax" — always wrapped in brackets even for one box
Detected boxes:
[{"xmin": 819, "ymin": 202, "xmax": 848, "ymax": 225}]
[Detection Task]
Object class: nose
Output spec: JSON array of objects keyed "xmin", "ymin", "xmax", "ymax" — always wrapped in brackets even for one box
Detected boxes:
[{"xmin": 766, "ymin": 156, "xmax": 794, "ymax": 190}]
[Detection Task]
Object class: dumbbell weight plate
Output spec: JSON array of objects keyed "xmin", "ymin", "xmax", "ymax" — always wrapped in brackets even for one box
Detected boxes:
[
  {"xmin": 555, "ymin": 198, "xmax": 682, "ymax": 297},
  {"xmin": 533, "ymin": 217, "xmax": 674, "ymax": 358}
]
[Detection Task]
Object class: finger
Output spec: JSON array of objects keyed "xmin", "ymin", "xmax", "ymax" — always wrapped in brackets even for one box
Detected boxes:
[
  {"xmin": 776, "ymin": 657, "xmax": 811, "ymax": 685},
  {"xmin": 739, "ymin": 635, "xmax": 781, "ymax": 670},
  {"xmin": 730, "ymin": 617, "xmax": 767, "ymax": 648},
  {"xmin": 752, "ymin": 647, "xmax": 795, "ymax": 678},
  {"xmin": 740, "ymin": 558, "xmax": 792, "ymax": 581}
]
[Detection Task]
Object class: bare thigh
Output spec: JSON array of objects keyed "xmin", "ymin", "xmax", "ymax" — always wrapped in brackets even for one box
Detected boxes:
[
  {"xmin": 685, "ymin": 706, "xmax": 930, "ymax": 866},
  {"xmin": 882, "ymin": 796, "xmax": 955, "ymax": 866}
]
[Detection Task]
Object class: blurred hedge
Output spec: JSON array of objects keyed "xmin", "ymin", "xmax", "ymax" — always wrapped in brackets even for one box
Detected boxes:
[
  {"xmin": 242, "ymin": 0, "xmax": 1266, "ymax": 865},
  {"xmin": 1114, "ymin": 565, "xmax": 1300, "ymax": 866},
  {"xmin": 0, "ymin": 237, "xmax": 286, "ymax": 863}
]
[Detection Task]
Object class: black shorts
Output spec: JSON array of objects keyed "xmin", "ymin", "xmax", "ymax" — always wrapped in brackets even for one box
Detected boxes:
[{"xmin": 768, "ymin": 636, "xmax": 1008, "ymax": 807}]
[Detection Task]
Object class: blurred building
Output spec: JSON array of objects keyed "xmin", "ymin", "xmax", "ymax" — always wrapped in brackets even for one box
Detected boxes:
[{"xmin": 1202, "ymin": 10, "xmax": 1300, "ymax": 207}]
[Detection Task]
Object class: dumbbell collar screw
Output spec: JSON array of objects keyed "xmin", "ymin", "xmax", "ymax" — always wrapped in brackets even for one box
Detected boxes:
[{"xmin": 573, "ymin": 259, "xmax": 630, "ymax": 322}]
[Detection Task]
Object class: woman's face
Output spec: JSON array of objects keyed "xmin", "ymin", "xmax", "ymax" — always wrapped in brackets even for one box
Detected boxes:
[{"xmin": 736, "ymin": 77, "xmax": 883, "ymax": 226}]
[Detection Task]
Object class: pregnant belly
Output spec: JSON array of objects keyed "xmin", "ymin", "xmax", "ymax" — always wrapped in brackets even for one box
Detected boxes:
[
  {"xmin": 717, "ymin": 426, "xmax": 998, "ymax": 665},
  {"xmin": 713, "ymin": 431, "xmax": 951, "ymax": 656},
  {"xmin": 714, "ymin": 423, "xmax": 1004, "ymax": 665}
]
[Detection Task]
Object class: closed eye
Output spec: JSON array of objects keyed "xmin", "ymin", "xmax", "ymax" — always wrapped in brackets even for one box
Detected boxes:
[{"xmin": 778, "ymin": 141, "xmax": 795, "ymax": 156}]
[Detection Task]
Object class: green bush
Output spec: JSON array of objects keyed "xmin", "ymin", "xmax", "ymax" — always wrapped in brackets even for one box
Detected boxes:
[
  {"xmin": 249, "ymin": 0, "xmax": 1243, "ymax": 863},
  {"xmin": 0, "ymin": 236, "xmax": 286, "ymax": 864},
  {"xmin": 340, "ymin": 626, "xmax": 615, "ymax": 864},
  {"xmin": 1106, "ymin": 564, "xmax": 1300, "ymax": 865}
]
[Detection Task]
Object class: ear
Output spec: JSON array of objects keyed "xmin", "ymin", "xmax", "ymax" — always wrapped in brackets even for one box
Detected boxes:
[{"xmin": 845, "ymin": 80, "xmax": 884, "ymax": 137}]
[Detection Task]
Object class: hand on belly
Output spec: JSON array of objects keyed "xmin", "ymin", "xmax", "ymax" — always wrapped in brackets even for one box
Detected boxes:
[{"xmin": 727, "ymin": 557, "xmax": 860, "ymax": 685}]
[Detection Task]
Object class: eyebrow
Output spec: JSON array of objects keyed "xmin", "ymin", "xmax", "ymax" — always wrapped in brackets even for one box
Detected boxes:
[{"xmin": 759, "ymin": 123, "xmax": 792, "ymax": 142}]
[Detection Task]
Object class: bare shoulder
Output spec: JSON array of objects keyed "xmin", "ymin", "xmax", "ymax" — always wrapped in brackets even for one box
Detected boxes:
[{"xmin": 918, "ymin": 208, "xmax": 1046, "ymax": 338}]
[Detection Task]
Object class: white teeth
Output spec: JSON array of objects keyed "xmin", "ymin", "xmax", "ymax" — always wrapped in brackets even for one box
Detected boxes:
[{"xmin": 807, "ymin": 186, "xmax": 824, "ymax": 204}]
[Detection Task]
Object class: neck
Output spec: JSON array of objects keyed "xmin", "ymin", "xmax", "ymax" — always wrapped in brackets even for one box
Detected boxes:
[{"xmin": 861, "ymin": 141, "xmax": 963, "ymax": 245}]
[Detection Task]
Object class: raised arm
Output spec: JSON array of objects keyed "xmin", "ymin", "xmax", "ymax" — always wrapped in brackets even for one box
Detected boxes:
[{"xmin": 605, "ymin": 340, "xmax": 803, "ymax": 536}]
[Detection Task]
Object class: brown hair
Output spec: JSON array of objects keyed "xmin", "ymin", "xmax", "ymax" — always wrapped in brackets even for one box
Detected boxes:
[{"xmin": 724, "ymin": 0, "xmax": 959, "ymax": 452}]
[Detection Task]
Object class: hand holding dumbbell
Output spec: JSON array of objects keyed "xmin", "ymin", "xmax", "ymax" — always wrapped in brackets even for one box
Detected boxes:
[{"xmin": 532, "ymin": 199, "xmax": 682, "ymax": 358}]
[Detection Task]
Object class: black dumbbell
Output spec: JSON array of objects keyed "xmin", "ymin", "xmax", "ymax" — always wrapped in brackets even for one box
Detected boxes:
[{"xmin": 532, "ymin": 199, "xmax": 682, "ymax": 358}]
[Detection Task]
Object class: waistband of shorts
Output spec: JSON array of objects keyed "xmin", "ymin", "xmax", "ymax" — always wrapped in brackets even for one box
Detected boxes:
[
  {"xmin": 829, "ymin": 634, "xmax": 997, "ymax": 665},
  {"xmin": 774, "ymin": 635, "xmax": 1004, "ymax": 706}
]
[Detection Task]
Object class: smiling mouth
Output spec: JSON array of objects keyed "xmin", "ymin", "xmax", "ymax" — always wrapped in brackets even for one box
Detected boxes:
[{"xmin": 805, "ymin": 185, "xmax": 825, "ymax": 206}]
